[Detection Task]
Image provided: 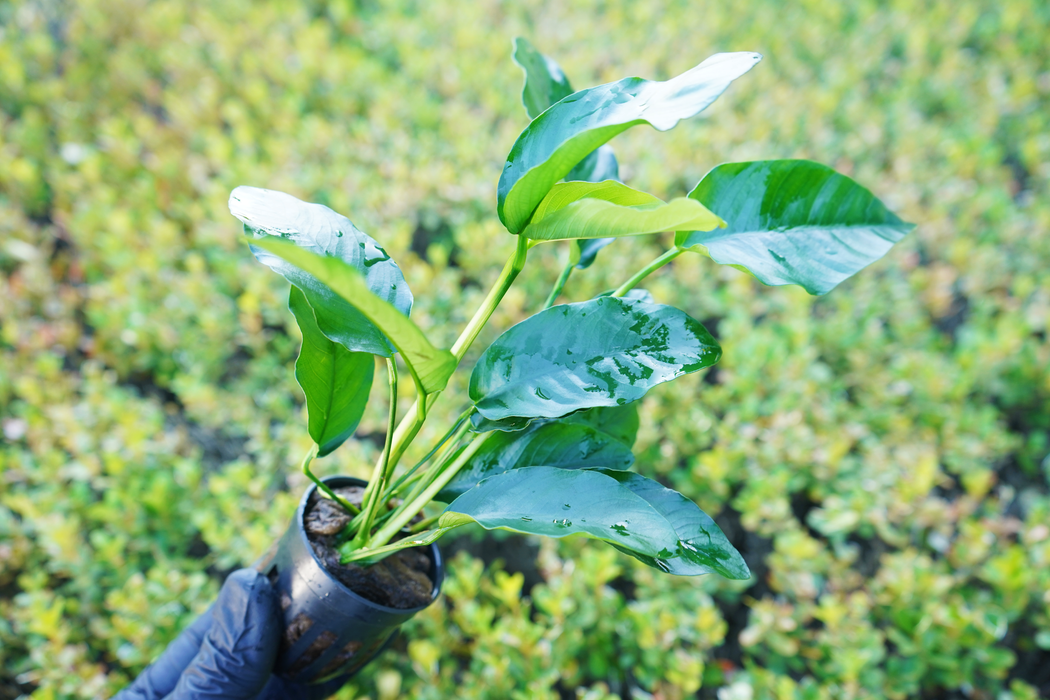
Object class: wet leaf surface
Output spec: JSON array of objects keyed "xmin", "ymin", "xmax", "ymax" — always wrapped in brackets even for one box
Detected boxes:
[
  {"xmin": 230, "ymin": 186, "xmax": 412, "ymax": 355},
  {"xmin": 445, "ymin": 466, "xmax": 747, "ymax": 577},
  {"xmin": 593, "ymin": 468, "xmax": 750, "ymax": 579},
  {"xmin": 470, "ymin": 296, "xmax": 720, "ymax": 422},
  {"xmin": 677, "ymin": 160, "xmax": 914, "ymax": 295},
  {"xmin": 445, "ymin": 467, "xmax": 679, "ymax": 557}
]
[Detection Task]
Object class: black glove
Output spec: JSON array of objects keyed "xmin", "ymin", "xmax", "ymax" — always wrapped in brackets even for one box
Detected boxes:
[{"xmin": 116, "ymin": 568, "xmax": 349, "ymax": 700}]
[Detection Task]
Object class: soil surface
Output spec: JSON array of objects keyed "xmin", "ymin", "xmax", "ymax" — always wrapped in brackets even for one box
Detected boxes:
[{"xmin": 303, "ymin": 486, "xmax": 434, "ymax": 609}]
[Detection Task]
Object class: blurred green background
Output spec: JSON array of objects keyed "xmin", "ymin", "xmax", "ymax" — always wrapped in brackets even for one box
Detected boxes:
[{"xmin": 1, "ymin": 0, "xmax": 1049, "ymax": 698}]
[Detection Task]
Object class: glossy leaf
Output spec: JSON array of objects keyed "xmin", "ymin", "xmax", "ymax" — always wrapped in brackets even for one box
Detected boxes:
[
  {"xmin": 675, "ymin": 160, "xmax": 914, "ymax": 295},
  {"xmin": 524, "ymin": 190, "xmax": 723, "ymax": 242},
  {"xmin": 510, "ymin": 38, "xmax": 622, "ymax": 267},
  {"xmin": 444, "ymin": 467, "xmax": 746, "ymax": 578},
  {"xmin": 596, "ymin": 288, "xmax": 655, "ymax": 304},
  {"xmin": 470, "ymin": 296, "xmax": 720, "ymax": 422},
  {"xmin": 512, "ymin": 37, "xmax": 621, "ymax": 188},
  {"xmin": 289, "ymin": 286, "xmax": 373, "ymax": 457},
  {"xmin": 251, "ymin": 237, "xmax": 456, "ymax": 394},
  {"xmin": 445, "ymin": 467, "xmax": 678, "ymax": 557},
  {"xmin": 530, "ymin": 181, "xmax": 661, "ymax": 221},
  {"xmin": 593, "ymin": 468, "xmax": 749, "ymax": 578},
  {"xmin": 512, "ymin": 37, "xmax": 573, "ymax": 120},
  {"xmin": 469, "ymin": 413, "xmax": 534, "ymax": 433},
  {"xmin": 437, "ymin": 422, "xmax": 635, "ymax": 501},
  {"xmin": 230, "ymin": 186, "xmax": 412, "ymax": 356},
  {"xmin": 469, "ymin": 401, "xmax": 641, "ymax": 445},
  {"xmin": 498, "ymin": 51, "xmax": 762, "ymax": 233},
  {"xmin": 562, "ymin": 403, "xmax": 640, "ymax": 448}
]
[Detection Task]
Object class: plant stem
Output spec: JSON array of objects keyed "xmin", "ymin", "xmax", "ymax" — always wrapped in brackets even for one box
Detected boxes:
[
  {"xmin": 450, "ymin": 234, "xmax": 529, "ymax": 361},
  {"xmin": 383, "ymin": 414, "xmax": 473, "ymax": 530},
  {"xmin": 367, "ymin": 432, "xmax": 489, "ymax": 549},
  {"xmin": 610, "ymin": 246, "xmax": 685, "ymax": 297},
  {"xmin": 340, "ymin": 520, "xmax": 464, "ymax": 565},
  {"xmin": 300, "ymin": 444, "xmax": 359, "ymax": 515},
  {"xmin": 380, "ymin": 406, "xmax": 474, "ymax": 502},
  {"xmin": 409, "ymin": 512, "xmax": 442, "ymax": 533},
  {"xmin": 341, "ymin": 236, "xmax": 527, "ymax": 551},
  {"xmin": 542, "ymin": 259, "xmax": 574, "ymax": 310},
  {"xmin": 352, "ymin": 356, "xmax": 399, "ymax": 548}
]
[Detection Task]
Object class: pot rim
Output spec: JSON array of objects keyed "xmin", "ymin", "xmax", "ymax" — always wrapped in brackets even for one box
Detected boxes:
[{"xmin": 294, "ymin": 474, "xmax": 445, "ymax": 615}]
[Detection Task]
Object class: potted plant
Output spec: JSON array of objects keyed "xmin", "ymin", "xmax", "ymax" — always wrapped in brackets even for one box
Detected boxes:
[{"xmin": 230, "ymin": 39, "xmax": 912, "ymax": 683}]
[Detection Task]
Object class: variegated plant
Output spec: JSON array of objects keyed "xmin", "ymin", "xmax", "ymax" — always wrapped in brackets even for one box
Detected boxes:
[{"xmin": 228, "ymin": 39, "xmax": 912, "ymax": 580}]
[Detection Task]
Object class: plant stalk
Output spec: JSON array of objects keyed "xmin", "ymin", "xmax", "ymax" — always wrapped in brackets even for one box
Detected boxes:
[
  {"xmin": 341, "ymin": 236, "xmax": 527, "ymax": 550},
  {"xmin": 367, "ymin": 433, "xmax": 489, "ymax": 550},
  {"xmin": 409, "ymin": 512, "xmax": 443, "ymax": 533},
  {"xmin": 301, "ymin": 444, "xmax": 359, "ymax": 515},
  {"xmin": 611, "ymin": 246, "xmax": 685, "ymax": 297},
  {"xmin": 394, "ymin": 413, "xmax": 473, "ymax": 514},
  {"xmin": 450, "ymin": 234, "xmax": 529, "ymax": 361},
  {"xmin": 351, "ymin": 356, "xmax": 399, "ymax": 548},
  {"xmin": 380, "ymin": 406, "xmax": 474, "ymax": 502},
  {"xmin": 542, "ymin": 259, "xmax": 575, "ymax": 310}
]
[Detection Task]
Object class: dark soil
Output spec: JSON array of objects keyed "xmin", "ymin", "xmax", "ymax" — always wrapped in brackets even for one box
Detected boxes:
[{"xmin": 303, "ymin": 486, "xmax": 434, "ymax": 610}]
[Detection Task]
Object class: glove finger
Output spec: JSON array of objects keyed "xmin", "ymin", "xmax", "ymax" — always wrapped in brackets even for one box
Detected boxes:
[
  {"xmin": 114, "ymin": 605, "xmax": 213, "ymax": 700},
  {"xmin": 166, "ymin": 568, "xmax": 281, "ymax": 700}
]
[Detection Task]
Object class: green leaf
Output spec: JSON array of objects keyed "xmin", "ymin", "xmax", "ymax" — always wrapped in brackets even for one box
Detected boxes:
[
  {"xmin": 523, "ymin": 185, "xmax": 723, "ymax": 242},
  {"xmin": 468, "ymin": 402, "xmax": 641, "ymax": 445},
  {"xmin": 592, "ymin": 468, "xmax": 749, "ymax": 579},
  {"xmin": 289, "ymin": 286, "xmax": 373, "ymax": 457},
  {"xmin": 437, "ymin": 422, "xmax": 635, "ymax": 501},
  {"xmin": 567, "ymin": 144, "xmax": 619, "ymax": 186},
  {"xmin": 512, "ymin": 37, "xmax": 573, "ymax": 120},
  {"xmin": 565, "ymin": 118, "xmax": 620, "ymax": 271},
  {"xmin": 469, "ymin": 296, "xmax": 720, "ymax": 422},
  {"xmin": 445, "ymin": 467, "xmax": 676, "ymax": 554},
  {"xmin": 556, "ymin": 147, "xmax": 624, "ymax": 269},
  {"xmin": 530, "ymin": 181, "xmax": 662, "ymax": 220},
  {"xmin": 596, "ymin": 288, "xmax": 655, "ymax": 304},
  {"xmin": 675, "ymin": 160, "xmax": 914, "ymax": 295},
  {"xmin": 444, "ymin": 467, "xmax": 747, "ymax": 578},
  {"xmin": 562, "ymin": 403, "xmax": 640, "ymax": 448},
  {"xmin": 498, "ymin": 51, "xmax": 762, "ymax": 233},
  {"xmin": 510, "ymin": 38, "xmax": 622, "ymax": 268},
  {"xmin": 230, "ymin": 186, "xmax": 412, "ymax": 356},
  {"xmin": 469, "ymin": 413, "xmax": 534, "ymax": 433},
  {"xmin": 251, "ymin": 237, "xmax": 456, "ymax": 394}
]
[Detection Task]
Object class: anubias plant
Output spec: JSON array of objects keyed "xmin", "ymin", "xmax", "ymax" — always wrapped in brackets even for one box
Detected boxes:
[{"xmin": 229, "ymin": 40, "xmax": 912, "ymax": 581}]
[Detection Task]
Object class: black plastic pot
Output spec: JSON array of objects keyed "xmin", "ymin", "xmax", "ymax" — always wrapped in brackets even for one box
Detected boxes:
[{"xmin": 255, "ymin": 476, "xmax": 444, "ymax": 684}]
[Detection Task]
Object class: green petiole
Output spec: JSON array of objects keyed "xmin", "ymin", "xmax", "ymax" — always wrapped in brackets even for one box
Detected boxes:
[
  {"xmin": 610, "ymin": 245, "xmax": 685, "ymax": 298},
  {"xmin": 301, "ymin": 444, "xmax": 359, "ymax": 515}
]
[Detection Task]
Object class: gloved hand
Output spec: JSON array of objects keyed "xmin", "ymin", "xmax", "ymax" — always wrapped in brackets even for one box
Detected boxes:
[{"xmin": 116, "ymin": 568, "xmax": 349, "ymax": 700}]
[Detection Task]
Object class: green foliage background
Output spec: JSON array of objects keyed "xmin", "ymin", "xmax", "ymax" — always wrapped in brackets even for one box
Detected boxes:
[{"xmin": 1, "ymin": 0, "xmax": 1049, "ymax": 698}]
